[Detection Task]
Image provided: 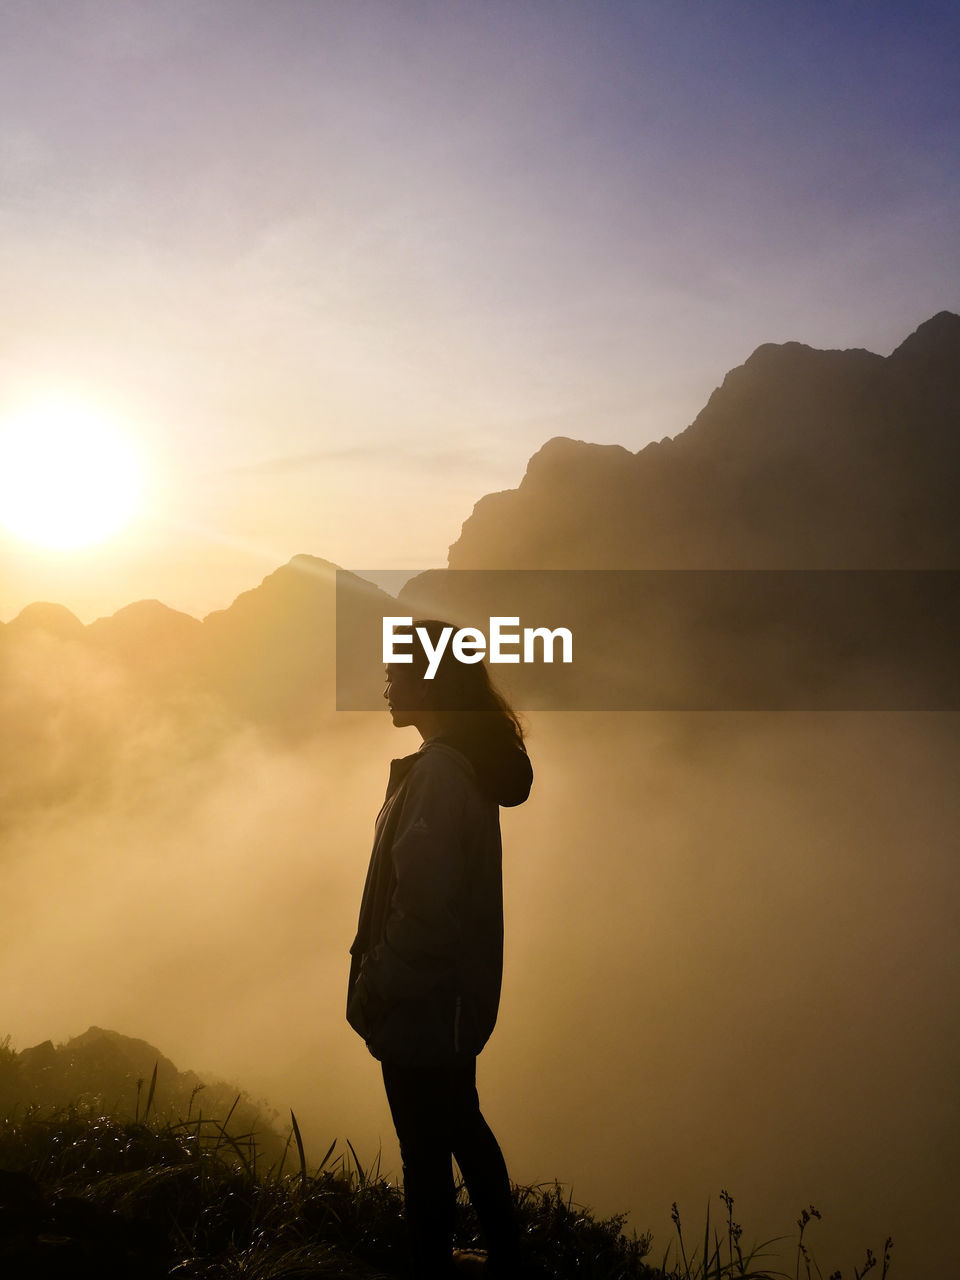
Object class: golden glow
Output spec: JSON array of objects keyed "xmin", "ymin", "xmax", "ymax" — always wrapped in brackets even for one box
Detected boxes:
[{"xmin": 0, "ymin": 402, "xmax": 143, "ymax": 549}]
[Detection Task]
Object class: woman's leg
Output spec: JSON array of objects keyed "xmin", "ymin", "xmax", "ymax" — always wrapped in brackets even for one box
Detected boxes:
[
  {"xmin": 381, "ymin": 1056, "xmax": 521, "ymax": 1277},
  {"xmin": 381, "ymin": 1059, "xmax": 458, "ymax": 1278},
  {"xmin": 447, "ymin": 1059, "xmax": 521, "ymax": 1275}
]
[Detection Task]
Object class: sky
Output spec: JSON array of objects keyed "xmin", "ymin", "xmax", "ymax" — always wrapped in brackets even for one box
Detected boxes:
[
  {"xmin": 3, "ymin": 7, "xmax": 960, "ymax": 1269},
  {"xmin": 1, "ymin": 0, "xmax": 958, "ymax": 621}
]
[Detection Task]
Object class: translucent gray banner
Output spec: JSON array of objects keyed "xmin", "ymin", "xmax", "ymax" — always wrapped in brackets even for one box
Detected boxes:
[{"xmin": 336, "ymin": 570, "xmax": 959, "ymax": 711}]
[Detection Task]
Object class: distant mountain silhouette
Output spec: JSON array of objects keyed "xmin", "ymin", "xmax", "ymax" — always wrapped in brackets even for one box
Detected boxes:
[
  {"xmin": 87, "ymin": 599, "xmax": 203, "ymax": 655},
  {"xmin": 446, "ymin": 311, "xmax": 960, "ymax": 569},
  {"xmin": 191, "ymin": 555, "xmax": 395, "ymax": 729},
  {"xmin": 2, "ymin": 1026, "xmax": 286, "ymax": 1162},
  {"xmin": 392, "ymin": 312, "xmax": 960, "ymax": 709},
  {"xmin": 11, "ymin": 1026, "xmax": 199, "ymax": 1114},
  {"xmin": 84, "ymin": 599, "xmax": 204, "ymax": 690},
  {"xmin": 2, "ymin": 314, "xmax": 957, "ymax": 722},
  {"xmin": 198, "ymin": 555, "xmax": 342, "ymax": 729},
  {"xmin": 5, "ymin": 601, "xmax": 87, "ymax": 639},
  {"xmin": 1, "ymin": 558, "xmax": 393, "ymax": 739}
]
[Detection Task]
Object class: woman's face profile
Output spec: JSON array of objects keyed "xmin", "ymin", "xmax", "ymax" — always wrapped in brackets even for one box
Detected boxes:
[{"xmin": 383, "ymin": 663, "xmax": 424, "ymax": 728}]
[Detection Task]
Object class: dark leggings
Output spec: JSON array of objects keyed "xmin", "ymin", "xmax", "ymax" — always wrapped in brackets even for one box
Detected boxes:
[{"xmin": 381, "ymin": 1055, "xmax": 519, "ymax": 1278}]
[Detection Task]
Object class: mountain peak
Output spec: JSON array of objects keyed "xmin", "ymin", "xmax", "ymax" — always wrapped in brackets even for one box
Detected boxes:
[
  {"xmin": 6, "ymin": 602, "xmax": 85, "ymax": 637},
  {"xmin": 889, "ymin": 310, "xmax": 960, "ymax": 362},
  {"xmin": 90, "ymin": 599, "xmax": 202, "ymax": 629},
  {"xmin": 286, "ymin": 553, "xmax": 341, "ymax": 575},
  {"xmin": 202, "ymin": 555, "xmax": 340, "ymax": 625},
  {"xmin": 724, "ymin": 335, "xmax": 881, "ymax": 387},
  {"xmin": 448, "ymin": 313, "xmax": 960, "ymax": 569},
  {"xmin": 522, "ymin": 436, "xmax": 635, "ymax": 486}
]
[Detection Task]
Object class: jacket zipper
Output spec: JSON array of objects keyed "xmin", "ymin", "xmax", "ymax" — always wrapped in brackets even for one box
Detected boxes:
[{"xmin": 454, "ymin": 995, "xmax": 462, "ymax": 1054}]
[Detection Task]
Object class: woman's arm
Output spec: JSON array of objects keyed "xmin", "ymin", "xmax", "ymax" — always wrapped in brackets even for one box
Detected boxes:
[{"xmin": 356, "ymin": 754, "xmax": 470, "ymax": 1008}]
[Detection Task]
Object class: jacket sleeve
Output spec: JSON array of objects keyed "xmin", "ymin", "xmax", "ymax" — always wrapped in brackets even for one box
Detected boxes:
[{"xmin": 356, "ymin": 755, "xmax": 469, "ymax": 1007}]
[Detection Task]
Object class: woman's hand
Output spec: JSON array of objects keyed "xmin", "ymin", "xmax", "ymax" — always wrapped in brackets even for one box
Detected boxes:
[{"xmin": 347, "ymin": 969, "xmax": 388, "ymax": 1040}]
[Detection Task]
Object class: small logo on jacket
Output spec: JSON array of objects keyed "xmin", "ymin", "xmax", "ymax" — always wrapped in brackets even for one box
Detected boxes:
[{"xmin": 410, "ymin": 817, "xmax": 430, "ymax": 833}]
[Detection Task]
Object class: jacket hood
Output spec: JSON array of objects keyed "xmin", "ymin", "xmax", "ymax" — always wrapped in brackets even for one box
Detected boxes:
[{"xmin": 432, "ymin": 733, "xmax": 533, "ymax": 808}]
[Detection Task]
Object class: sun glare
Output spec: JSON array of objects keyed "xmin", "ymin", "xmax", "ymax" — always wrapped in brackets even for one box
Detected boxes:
[{"xmin": 0, "ymin": 402, "xmax": 143, "ymax": 550}]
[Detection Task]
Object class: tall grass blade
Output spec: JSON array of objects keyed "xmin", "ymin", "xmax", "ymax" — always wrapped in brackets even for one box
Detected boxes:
[
  {"xmin": 144, "ymin": 1062, "xmax": 158, "ymax": 1122},
  {"xmin": 222, "ymin": 1093, "xmax": 240, "ymax": 1132},
  {"xmin": 660, "ymin": 1241, "xmax": 673, "ymax": 1277},
  {"xmin": 703, "ymin": 1198, "xmax": 710, "ymax": 1279},
  {"xmin": 290, "ymin": 1108, "xmax": 307, "ymax": 1192},
  {"xmin": 346, "ymin": 1137, "xmax": 365, "ymax": 1188},
  {"xmin": 316, "ymin": 1136, "xmax": 338, "ymax": 1172},
  {"xmin": 268, "ymin": 1126, "xmax": 294, "ymax": 1182}
]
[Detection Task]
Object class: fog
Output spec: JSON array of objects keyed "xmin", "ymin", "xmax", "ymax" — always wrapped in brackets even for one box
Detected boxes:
[{"xmin": 2, "ymin": 632, "xmax": 958, "ymax": 1273}]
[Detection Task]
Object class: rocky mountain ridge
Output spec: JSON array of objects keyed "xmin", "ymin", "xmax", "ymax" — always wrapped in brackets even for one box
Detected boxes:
[
  {"xmin": 2, "ymin": 313, "xmax": 957, "ymax": 726},
  {"xmin": 446, "ymin": 310, "xmax": 960, "ymax": 569}
]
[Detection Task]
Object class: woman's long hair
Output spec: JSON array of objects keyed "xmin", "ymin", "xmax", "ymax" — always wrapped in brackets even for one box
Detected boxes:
[
  {"xmin": 408, "ymin": 618, "xmax": 525, "ymax": 748},
  {"xmin": 405, "ymin": 619, "xmax": 530, "ymax": 804}
]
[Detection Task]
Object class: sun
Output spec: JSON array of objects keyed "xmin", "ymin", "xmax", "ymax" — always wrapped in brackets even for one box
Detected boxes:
[{"xmin": 0, "ymin": 401, "xmax": 143, "ymax": 550}]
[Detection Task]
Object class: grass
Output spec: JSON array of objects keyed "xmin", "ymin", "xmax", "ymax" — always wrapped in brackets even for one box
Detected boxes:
[
  {"xmin": 655, "ymin": 1193, "xmax": 892, "ymax": 1280},
  {"xmin": 0, "ymin": 1088, "xmax": 893, "ymax": 1279},
  {"xmin": 0, "ymin": 1099, "xmax": 653, "ymax": 1278}
]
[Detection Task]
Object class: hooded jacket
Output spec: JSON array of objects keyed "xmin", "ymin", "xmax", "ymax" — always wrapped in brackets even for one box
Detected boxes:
[{"xmin": 346, "ymin": 735, "xmax": 532, "ymax": 1066}]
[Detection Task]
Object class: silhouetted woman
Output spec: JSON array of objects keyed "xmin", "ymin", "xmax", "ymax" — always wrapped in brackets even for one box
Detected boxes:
[{"xmin": 347, "ymin": 620, "xmax": 533, "ymax": 1279}]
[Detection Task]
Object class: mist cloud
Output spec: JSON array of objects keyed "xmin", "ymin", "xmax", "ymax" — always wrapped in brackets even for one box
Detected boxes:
[{"xmin": 3, "ymin": 626, "xmax": 957, "ymax": 1271}]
